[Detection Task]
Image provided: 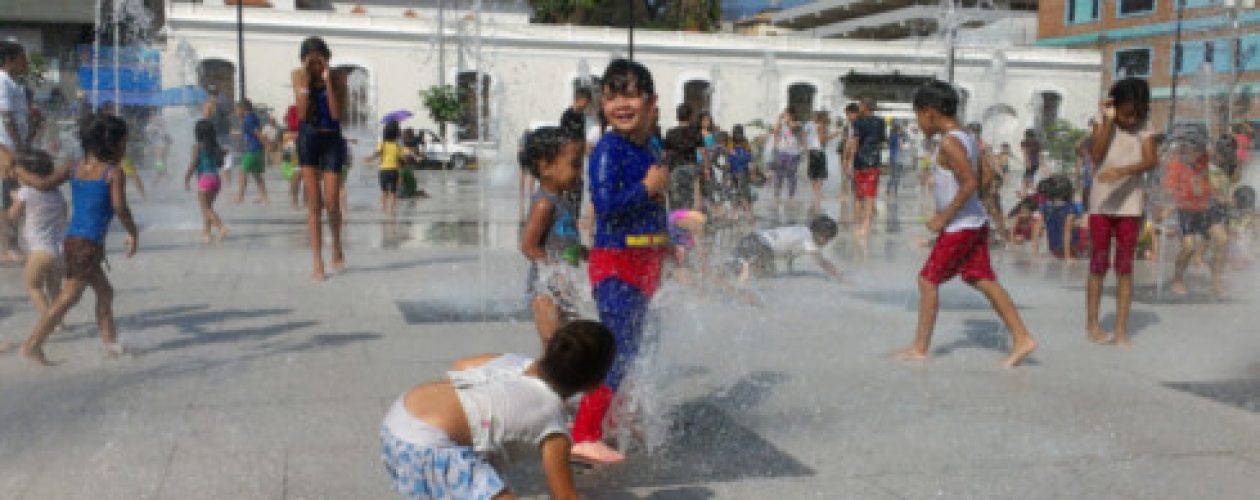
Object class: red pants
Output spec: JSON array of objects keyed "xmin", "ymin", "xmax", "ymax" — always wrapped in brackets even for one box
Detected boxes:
[
  {"xmin": 1088, "ymin": 214, "xmax": 1139, "ymax": 275},
  {"xmin": 919, "ymin": 226, "xmax": 996, "ymax": 284},
  {"xmin": 854, "ymin": 169, "xmax": 880, "ymax": 199}
]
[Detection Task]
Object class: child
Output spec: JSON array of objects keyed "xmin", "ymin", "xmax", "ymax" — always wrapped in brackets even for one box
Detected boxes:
[
  {"xmin": 1228, "ymin": 185, "xmax": 1256, "ymax": 268},
  {"xmin": 1007, "ymin": 197, "xmax": 1040, "ymax": 246},
  {"xmin": 236, "ymin": 99, "xmax": 270, "ymax": 205},
  {"xmin": 733, "ymin": 215, "xmax": 841, "ymax": 281},
  {"xmin": 17, "ymin": 113, "xmax": 139, "ymax": 366},
  {"xmin": 519, "ymin": 127, "xmax": 584, "ymax": 347},
  {"xmin": 1164, "ymin": 140, "xmax": 1229, "ymax": 298},
  {"xmin": 572, "ymin": 59, "xmax": 669, "ymax": 464},
  {"xmin": 380, "ymin": 320, "xmax": 614, "ymax": 500},
  {"xmin": 1037, "ymin": 176, "xmax": 1083, "ymax": 259},
  {"xmin": 368, "ymin": 121, "xmax": 403, "ymax": 218},
  {"xmin": 8, "ymin": 151, "xmax": 66, "ymax": 327},
  {"xmin": 185, "ymin": 120, "xmax": 229, "ymax": 243},
  {"xmin": 895, "ymin": 80, "xmax": 1037, "ymax": 367},
  {"xmin": 728, "ymin": 125, "xmax": 754, "ymax": 218},
  {"xmin": 283, "ymin": 104, "xmax": 303, "ymax": 209},
  {"xmin": 1086, "ymin": 78, "xmax": 1158, "ymax": 346}
]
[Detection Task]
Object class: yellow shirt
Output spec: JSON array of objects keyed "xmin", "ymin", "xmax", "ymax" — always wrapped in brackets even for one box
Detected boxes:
[{"xmin": 377, "ymin": 141, "xmax": 401, "ymax": 170}]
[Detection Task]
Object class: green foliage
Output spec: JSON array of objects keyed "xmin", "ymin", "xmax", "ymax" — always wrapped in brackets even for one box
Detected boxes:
[
  {"xmin": 1044, "ymin": 119, "xmax": 1088, "ymax": 167},
  {"xmin": 529, "ymin": 0, "xmax": 721, "ymax": 31},
  {"xmin": 421, "ymin": 85, "xmax": 464, "ymax": 125},
  {"xmin": 26, "ymin": 53, "xmax": 48, "ymax": 88}
]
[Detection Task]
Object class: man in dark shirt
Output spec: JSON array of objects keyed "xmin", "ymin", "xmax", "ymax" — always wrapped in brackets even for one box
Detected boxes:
[{"xmin": 663, "ymin": 103, "xmax": 704, "ymax": 210}]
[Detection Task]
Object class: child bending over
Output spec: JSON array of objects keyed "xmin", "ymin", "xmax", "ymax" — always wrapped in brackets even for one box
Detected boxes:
[{"xmin": 734, "ymin": 215, "xmax": 841, "ymax": 281}]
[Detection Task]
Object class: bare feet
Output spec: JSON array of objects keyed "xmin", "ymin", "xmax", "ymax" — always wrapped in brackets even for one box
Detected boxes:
[
  {"xmin": 1169, "ymin": 281, "xmax": 1189, "ymax": 296},
  {"xmin": 311, "ymin": 269, "xmax": 326, "ymax": 282},
  {"xmin": 20, "ymin": 344, "xmax": 53, "ymax": 366},
  {"xmin": 1087, "ymin": 325, "xmax": 1115, "ymax": 345},
  {"xmin": 200, "ymin": 231, "xmax": 212, "ymax": 244},
  {"xmin": 331, "ymin": 256, "xmax": 346, "ymax": 274},
  {"xmin": 1003, "ymin": 338, "xmax": 1038, "ymax": 368},
  {"xmin": 103, "ymin": 342, "xmax": 125, "ymax": 358},
  {"xmin": 216, "ymin": 227, "xmax": 229, "ymax": 243},
  {"xmin": 570, "ymin": 441, "xmax": 625, "ymax": 464},
  {"xmin": 893, "ymin": 346, "xmax": 928, "ymax": 362},
  {"xmin": 1112, "ymin": 333, "xmax": 1131, "ymax": 347}
]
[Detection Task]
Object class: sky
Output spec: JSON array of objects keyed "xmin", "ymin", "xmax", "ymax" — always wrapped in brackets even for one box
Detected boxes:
[{"xmin": 722, "ymin": 0, "xmax": 814, "ymax": 20}]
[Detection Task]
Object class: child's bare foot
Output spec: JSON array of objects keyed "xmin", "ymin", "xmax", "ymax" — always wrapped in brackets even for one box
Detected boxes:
[
  {"xmin": 0, "ymin": 340, "xmax": 11, "ymax": 353},
  {"xmin": 571, "ymin": 442, "xmax": 625, "ymax": 464},
  {"xmin": 103, "ymin": 342, "xmax": 125, "ymax": 358},
  {"xmin": 1003, "ymin": 338, "xmax": 1038, "ymax": 367},
  {"xmin": 311, "ymin": 268, "xmax": 326, "ymax": 282},
  {"xmin": 331, "ymin": 256, "xmax": 346, "ymax": 273},
  {"xmin": 1169, "ymin": 281, "xmax": 1189, "ymax": 296},
  {"xmin": 1087, "ymin": 325, "xmax": 1114, "ymax": 345},
  {"xmin": 216, "ymin": 227, "xmax": 229, "ymax": 243},
  {"xmin": 893, "ymin": 346, "xmax": 928, "ymax": 362},
  {"xmin": 1113, "ymin": 333, "xmax": 1131, "ymax": 347},
  {"xmin": 20, "ymin": 344, "xmax": 53, "ymax": 366},
  {"xmin": 200, "ymin": 231, "xmax": 212, "ymax": 243}
]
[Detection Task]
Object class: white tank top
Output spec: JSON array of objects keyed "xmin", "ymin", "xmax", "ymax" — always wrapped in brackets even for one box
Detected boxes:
[{"xmin": 932, "ymin": 130, "xmax": 989, "ymax": 232}]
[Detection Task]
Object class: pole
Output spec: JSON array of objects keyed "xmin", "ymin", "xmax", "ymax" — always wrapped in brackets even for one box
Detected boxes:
[
  {"xmin": 944, "ymin": 0, "xmax": 956, "ymax": 84},
  {"xmin": 113, "ymin": 1, "xmax": 121, "ymax": 115},
  {"xmin": 92, "ymin": 0, "xmax": 101, "ymax": 112},
  {"xmin": 1226, "ymin": 5, "xmax": 1241, "ymax": 130},
  {"xmin": 438, "ymin": 0, "xmax": 446, "ymax": 88},
  {"xmin": 1168, "ymin": 0, "xmax": 1186, "ymax": 134},
  {"xmin": 237, "ymin": 0, "xmax": 245, "ymax": 102},
  {"xmin": 628, "ymin": 0, "xmax": 635, "ymax": 61}
]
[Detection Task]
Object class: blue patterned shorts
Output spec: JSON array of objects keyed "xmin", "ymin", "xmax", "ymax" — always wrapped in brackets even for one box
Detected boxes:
[{"xmin": 380, "ymin": 425, "xmax": 505, "ymax": 499}]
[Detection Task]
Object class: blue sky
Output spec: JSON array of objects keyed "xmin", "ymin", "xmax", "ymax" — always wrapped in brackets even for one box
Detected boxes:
[{"xmin": 723, "ymin": 0, "xmax": 814, "ymax": 20}]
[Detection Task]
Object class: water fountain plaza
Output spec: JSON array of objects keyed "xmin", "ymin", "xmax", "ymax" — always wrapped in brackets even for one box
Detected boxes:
[{"xmin": 3, "ymin": 1, "xmax": 1260, "ymax": 499}]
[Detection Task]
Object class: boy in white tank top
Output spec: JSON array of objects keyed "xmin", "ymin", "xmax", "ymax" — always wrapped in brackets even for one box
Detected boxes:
[{"xmin": 895, "ymin": 81, "xmax": 1038, "ymax": 368}]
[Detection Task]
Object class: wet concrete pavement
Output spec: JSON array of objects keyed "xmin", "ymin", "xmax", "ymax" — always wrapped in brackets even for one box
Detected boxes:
[{"xmin": 1, "ymin": 165, "xmax": 1259, "ymax": 499}]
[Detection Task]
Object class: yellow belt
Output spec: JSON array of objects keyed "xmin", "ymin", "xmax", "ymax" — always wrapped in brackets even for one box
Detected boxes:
[{"xmin": 624, "ymin": 233, "xmax": 669, "ymax": 247}]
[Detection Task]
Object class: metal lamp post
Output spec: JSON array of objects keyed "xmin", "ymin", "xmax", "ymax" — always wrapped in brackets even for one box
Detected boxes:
[
  {"xmin": 1224, "ymin": 0, "xmax": 1255, "ymax": 130},
  {"xmin": 1168, "ymin": 0, "xmax": 1186, "ymax": 133},
  {"xmin": 237, "ymin": 0, "xmax": 245, "ymax": 102}
]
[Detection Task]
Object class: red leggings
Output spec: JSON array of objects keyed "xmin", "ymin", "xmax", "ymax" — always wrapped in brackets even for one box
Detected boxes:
[{"xmin": 1088, "ymin": 214, "xmax": 1140, "ymax": 275}]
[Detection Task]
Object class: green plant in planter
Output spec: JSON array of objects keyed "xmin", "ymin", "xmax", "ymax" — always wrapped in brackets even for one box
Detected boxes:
[{"xmin": 421, "ymin": 84, "xmax": 464, "ymax": 140}]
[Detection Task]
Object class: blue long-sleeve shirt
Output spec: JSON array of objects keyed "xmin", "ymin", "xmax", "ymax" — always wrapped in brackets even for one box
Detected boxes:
[{"xmin": 589, "ymin": 131, "xmax": 667, "ymax": 249}]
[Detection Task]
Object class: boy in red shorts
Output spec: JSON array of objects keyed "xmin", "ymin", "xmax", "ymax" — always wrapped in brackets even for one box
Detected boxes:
[
  {"xmin": 894, "ymin": 81, "xmax": 1037, "ymax": 368},
  {"xmin": 1086, "ymin": 78, "xmax": 1157, "ymax": 346},
  {"xmin": 847, "ymin": 98, "xmax": 885, "ymax": 235}
]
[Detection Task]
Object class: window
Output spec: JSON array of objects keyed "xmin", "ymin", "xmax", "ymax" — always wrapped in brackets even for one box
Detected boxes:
[
  {"xmin": 683, "ymin": 80, "xmax": 712, "ymax": 119},
  {"xmin": 1114, "ymin": 47, "xmax": 1152, "ymax": 78},
  {"xmin": 1242, "ymin": 35, "xmax": 1260, "ymax": 72},
  {"xmin": 335, "ymin": 65, "xmax": 370, "ymax": 129},
  {"xmin": 1214, "ymin": 39, "xmax": 1234, "ymax": 73},
  {"xmin": 1184, "ymin": 0, "xmax": 1222, "ymax": 7},
  {"xmin": 1066, "ymin": 0, "xmax": 1100, "ymax": 24},
  {"xmin": 1035, "ymin": 92, "xmax": 1063, "ymax": 134},
  {"xmin": 457, "ymin": 71, "xmax": 490, "ymax": 141},
  {"xmin": 1117, "ymin": 0, "xmax": 1156, "ymax": 17},
  {"xmin": 1172, "ymin": 42, "xmax": 1207, "ymax": 76},
  {"xmin": 786, "ymin": 83, "xmax": 816, "ymax": 122}
]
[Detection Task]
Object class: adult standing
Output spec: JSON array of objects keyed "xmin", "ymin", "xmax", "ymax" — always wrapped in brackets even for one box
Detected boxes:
[
  {"xmin": 663, "ymin": 103, "xmax": 703, "ymax": 210},
  {"xmin": 291, "ymin": 37, "xmax": 348, "ymax": 281},
  {"xmin": 0, "ymin": 41, "xmax": 32, "ymax": 263},
  {"xmin": 847, "ymin": 98, "xmax": 886, "ymax": 236},
  {"xmin": 771, "ymin": 109, "xmax": 802, "ymax": 202}
]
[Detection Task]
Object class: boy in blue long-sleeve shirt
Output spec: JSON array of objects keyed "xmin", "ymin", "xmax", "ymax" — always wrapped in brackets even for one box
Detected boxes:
[{"xmin": 571, "ymin": 59, "xmax": 669, "ymax": 464}]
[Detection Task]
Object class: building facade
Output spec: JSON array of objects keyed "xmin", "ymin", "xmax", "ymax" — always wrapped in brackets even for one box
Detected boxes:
[{"xmin": 1039, "ymin": 0, "xmax": 1260, "ymax": 134}]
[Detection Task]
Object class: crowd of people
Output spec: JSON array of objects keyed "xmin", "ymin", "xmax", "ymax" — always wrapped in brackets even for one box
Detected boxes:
[{"xmin": 4, "ymin": 33, "xmax": 1260, "ymax": 499}]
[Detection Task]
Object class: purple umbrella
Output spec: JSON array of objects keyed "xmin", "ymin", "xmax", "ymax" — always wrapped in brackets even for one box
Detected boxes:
[{"xmin": 381, "ymin": 110, "xmax": 413, "ymax": 124}]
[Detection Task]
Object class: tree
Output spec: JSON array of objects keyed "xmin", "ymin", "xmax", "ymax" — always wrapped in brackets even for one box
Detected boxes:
[
  {"xmin": 529, "ymin": 0, "xmax": 721, "ymax": 32},
  {"xmin": 1044, "ymin": 119, "xmax": 1088, "ymax": 171},
  {"xmin": 421, "ymin": 84, "xmax": 464, "ymax": 149}
]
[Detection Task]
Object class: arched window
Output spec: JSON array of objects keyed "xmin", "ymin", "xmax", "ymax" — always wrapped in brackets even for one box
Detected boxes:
[
  {"xmin": 458, "ymin": 71, "xmax": 491, "ymax": 141},
  {"xmin": 683, "ymin": 80, "xmax": 712, "ymax": 119},
  {"xmin": 787, "ymin": 83, "xmax": 817, "ymax": 122},
  {"xmin": 335, "ymin": 65, "xmax": 371, "ymax": 129},
  {"xmin": 196, "ymin": 59, "xmax": 235, "ymax": 103},
  {"xmin": 1034, "ymin": 91, "xmax": 1063, "ymax": 134}
]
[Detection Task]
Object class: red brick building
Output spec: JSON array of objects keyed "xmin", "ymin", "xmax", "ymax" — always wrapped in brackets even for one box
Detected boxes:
[{"xmin": 1038, "ymin": 0, "xmax": 1260, "ymax": 134}]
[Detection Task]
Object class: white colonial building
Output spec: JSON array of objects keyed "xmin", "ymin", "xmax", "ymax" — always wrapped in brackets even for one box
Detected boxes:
[{"xmin": 164, "ymin": 1, "xmax": 1101, "ymax": 163}]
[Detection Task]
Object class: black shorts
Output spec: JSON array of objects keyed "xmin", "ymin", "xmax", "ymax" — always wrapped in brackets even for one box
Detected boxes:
[
  {"xmin": 1178, "ymin": 204, "xmax": 1229, "ymax": 238},
  {"xmin": 64, "ymin": 236, "xmax": 105, "ymax": 281},
  {"xmin": 807, "ymin": 150, "xmax": 827, "ymax": 180},
  {"xmin": 379, "ymin": 170, "xmax": 400, "ymax": 193},
  {"xmin": 297, "ymin": 124, "xmax": 346, "ymax": 172}
]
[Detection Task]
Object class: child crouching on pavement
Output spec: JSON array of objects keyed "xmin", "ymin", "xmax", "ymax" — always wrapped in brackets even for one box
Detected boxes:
[
  {"xmin": 734, "ymin": 214, "xmax": 841, "ymax": 281},
  {"xmin": 380, "ymin": 320, "xmax": 614, "ymax": 500}
]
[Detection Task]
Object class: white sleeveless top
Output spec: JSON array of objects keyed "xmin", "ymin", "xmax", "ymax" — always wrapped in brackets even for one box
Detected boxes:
[{"xmin": 932, "ymin": 130, "xmax": 989, "ymax": 232}]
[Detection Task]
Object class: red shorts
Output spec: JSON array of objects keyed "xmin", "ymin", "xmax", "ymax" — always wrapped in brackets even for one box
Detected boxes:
[
  {"xmin": 1089, "ymin": 214, "xmax": 1140, "ymax": 275},
  {"xmin": 854, "ymin": 168, "xmax": 880, "ymax": 199},
  {"xmin": 588, "ymin": 247, "xmax": 668, "ymax": 297},
  {"xmin": 919, "ymin": 226, "xmax": 996, "ymax": 284}
]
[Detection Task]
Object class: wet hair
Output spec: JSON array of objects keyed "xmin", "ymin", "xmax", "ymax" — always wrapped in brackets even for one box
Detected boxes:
[
  {"xmin": 80, "ymin": 113, "xmax": 129, "ymax": 162},
  {"xmin": 194, "ymin": 119, "xmax": 224, "ymax": 160},
  {"xmin": 1108, "ymin": 78, "xmax": 1151, "ymax": 118},
  {"xmin": 1235, "ymin": 185, "xmax": 1256, "ymax": 212},
  {"xmin": 1037, "ymin": 175, "xmax": 1073, "ymax": 202},
  {"xmin": 1010, "ymin": 196, "xmax": 1038, "ymax": 217},
  {"xmin": 814, "ymin": 110, "xmax": 830, "ymax": 123},
  {"xmin": 808, "ymin": 215, "xmax": 839, "ymax": 242},
  {"xmin": 715, "ymin": 130, "xmax": 729, "ymax": 146},
  {"xmin": 382, "ymin": 120, "xmax": 401, "ymax": 142},
  {"xmin": 18, "ymin": 149, "xmax": 54, "ymax": 177},
  {"xmin": 300, "ymin": 36, "xmax": 331, "ymax": 60},
  {"xmin": 601, "ymin": 59, "xmax": 656, "ymax": 97},
  {"xmin": 523, "ymin": 126, "xmax": 575, "ymax": 179},
  {"xmin": 574, "ymin": 87, "xmax": 592, "ymax": 101},
  {"xmin": 537, "ymin": 320, "xmax": 616, "ymax": 398},
  {"xmin": 844, "ymin": 103, "xmax": 859, "ymax": 114},
  {"xmin": 697, "ymin": 111, "xmax": 714, "ymax": 130},
  {"xmin": 238, "ymin": 98, "xmax": 255, "ymax": 114},
  {"xmin": 859, "ymin": 97, "xmax": 878, "ymax": 112},
  {"xmin": 0, "ymin": 41, "xmax": 24, "ymax": 65},
  {"xmin": 912, "ymin": 80, "xmax": 959, "ymax": 117},
  {"xmin": 676, "ymin": 103, "xmax": 692, "ymax": 122}
]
